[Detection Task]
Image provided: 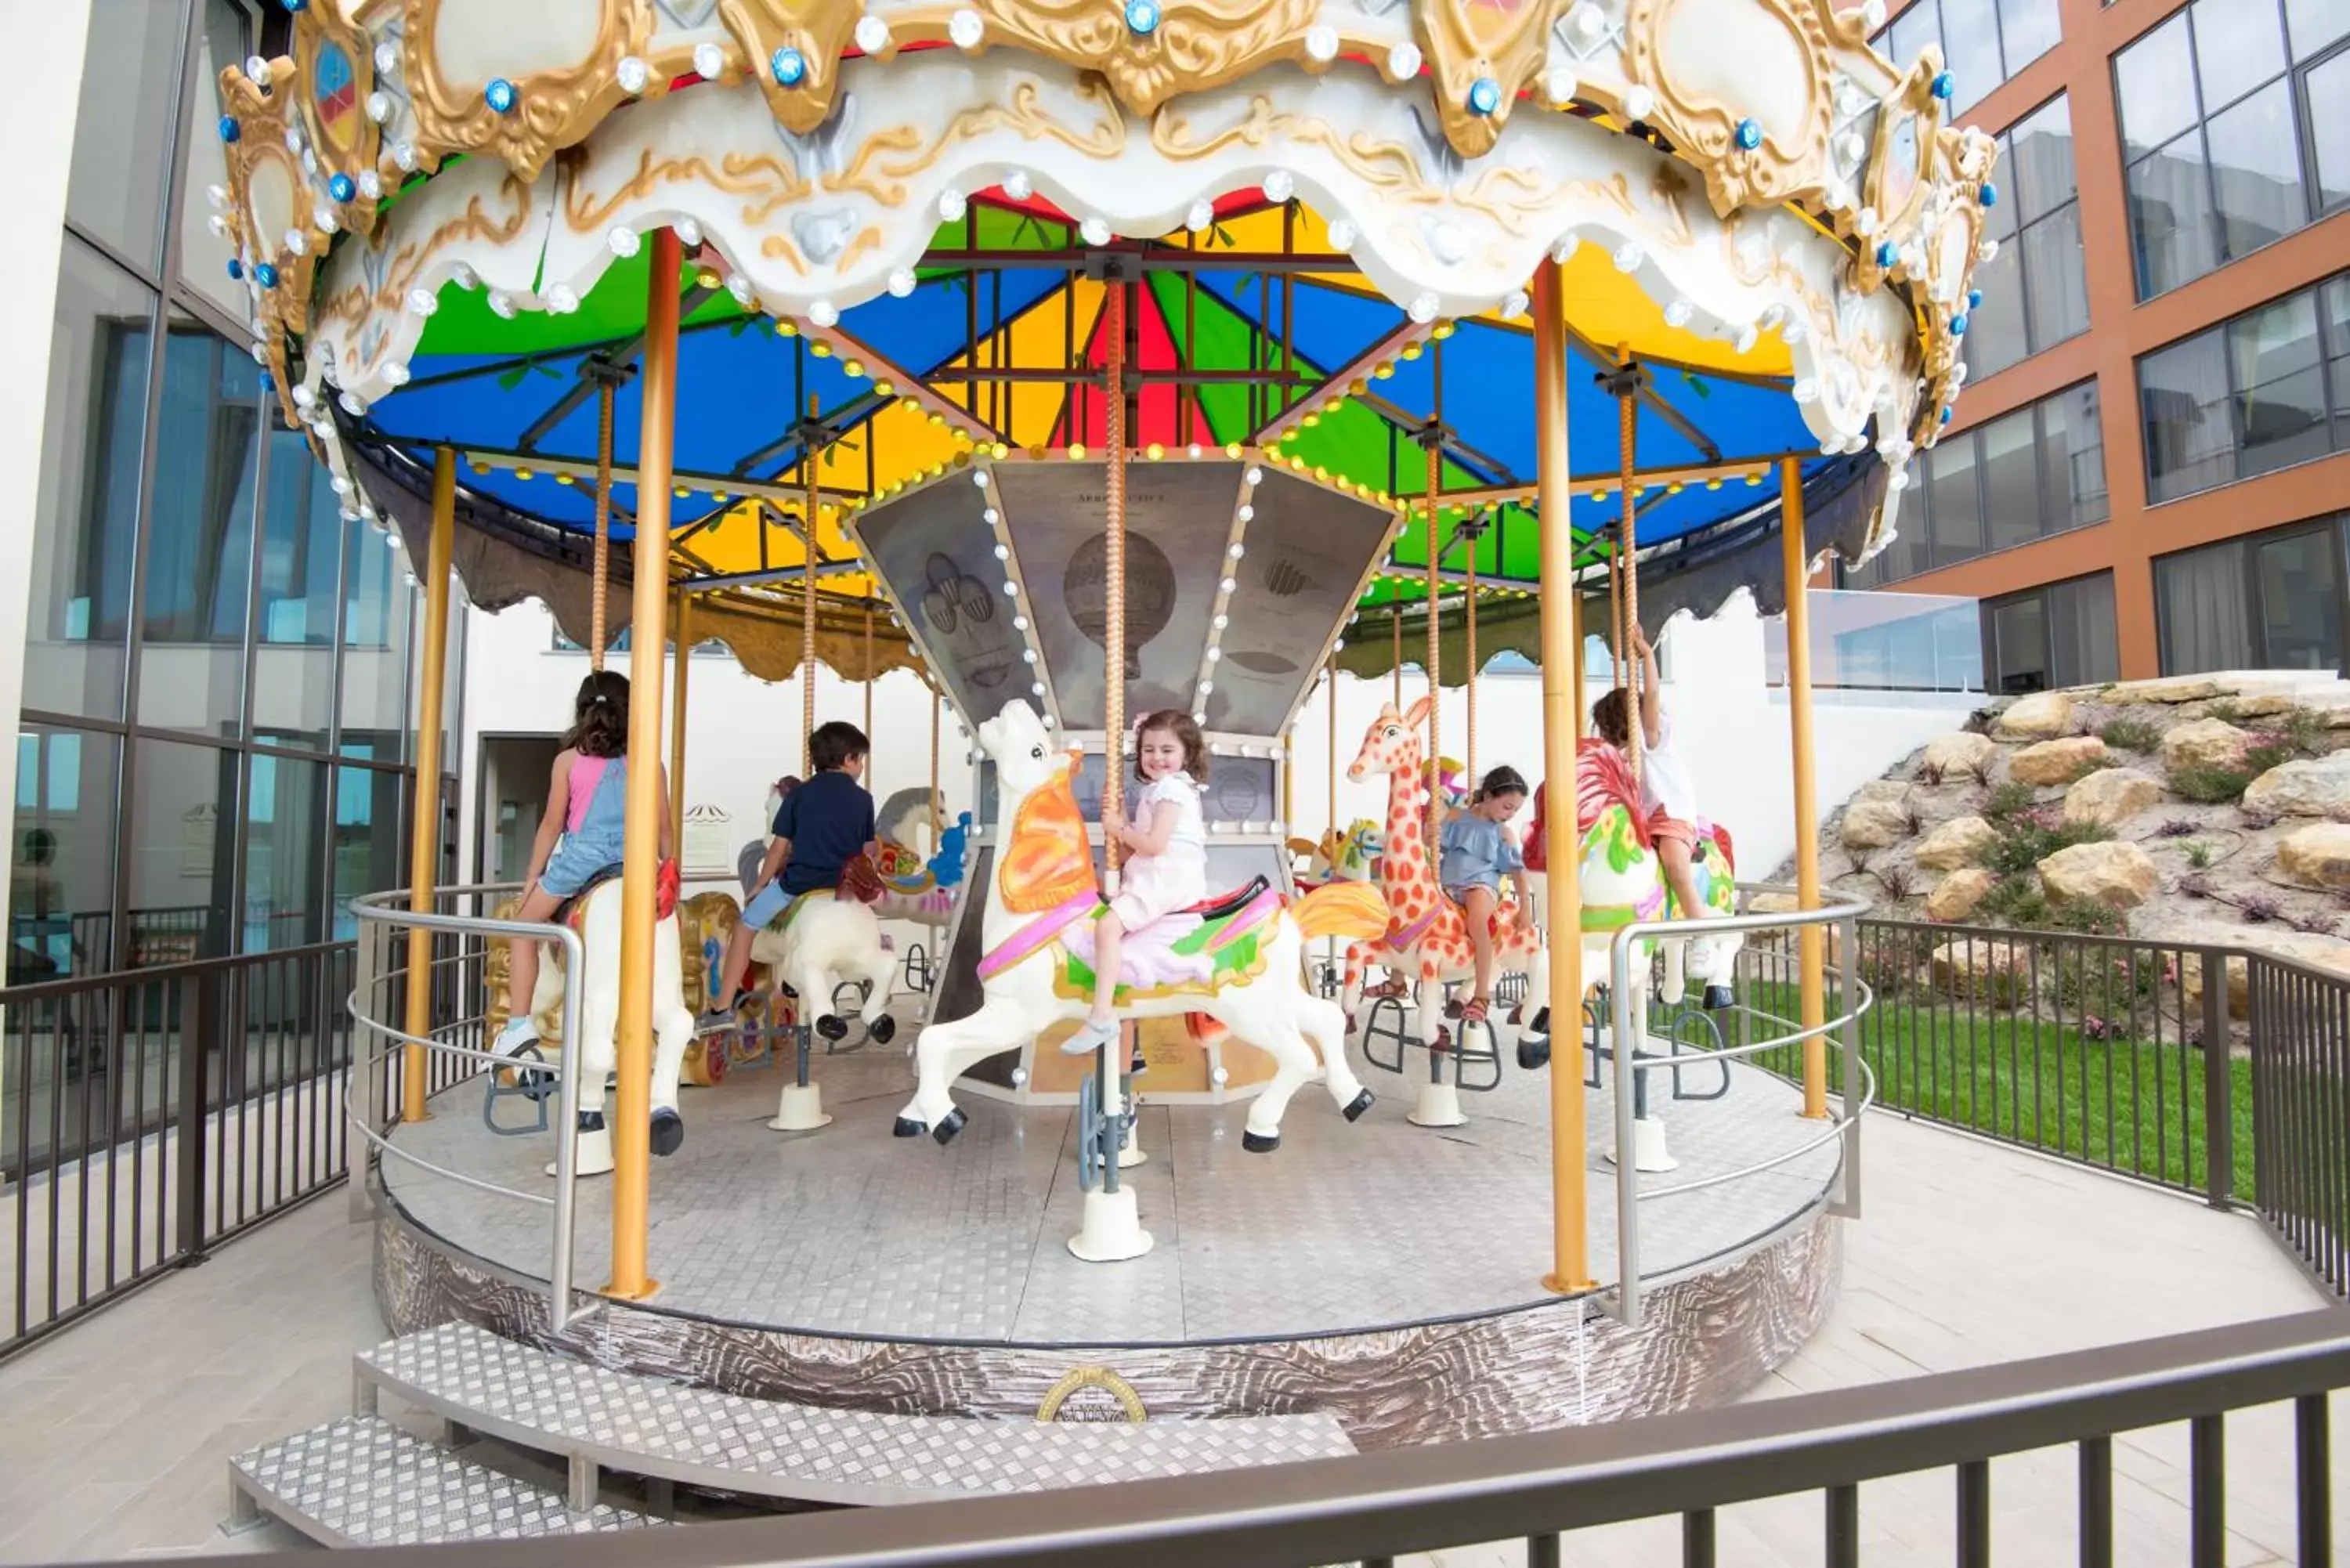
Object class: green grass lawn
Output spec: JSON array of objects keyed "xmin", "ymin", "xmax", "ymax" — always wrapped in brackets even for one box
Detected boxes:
[{"xmin": 1732, "ymin": 977, "xmax": 2259, "ymax": 1202}]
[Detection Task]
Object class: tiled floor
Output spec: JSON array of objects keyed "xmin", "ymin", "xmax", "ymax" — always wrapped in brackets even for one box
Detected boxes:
[
  {"xmin": 0, "ymin": 1114, "xmax": 2334, "ymax": 1562},
  {"xmin": 379, "ymin": 1031, "xmax": 1842, "ymax": 1342}
]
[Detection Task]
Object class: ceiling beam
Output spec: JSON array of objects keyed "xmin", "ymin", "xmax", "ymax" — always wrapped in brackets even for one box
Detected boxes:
[{"xmin": 1247, "ymin": 320, "xmax": 1424, "ymax": 446}]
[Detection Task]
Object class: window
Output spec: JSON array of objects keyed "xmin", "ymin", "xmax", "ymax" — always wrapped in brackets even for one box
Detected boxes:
[
  {"xmin": 1874, "ymin": 0, "xmax": 2062, "ymax": 112},
  {"xmin": 2114, "ymin": 0, "xmax": 2350, "ymax": 298},
  {"xmin": 2155, "ymin": 516, "xmax": 2349, "ymax": 675},
  {"xmin": 1842, "ymin": 380, "xmax": 2106, "ymax": 586},
  {"xmin": 180, "ymin": 1, "xmax": 262, "ymax": 322},
  {"xmin": 1967, "ymin": 96, "xmax": 2089, "ymax": 379},
  {"xmin": 65, "ymin": 0, "xmax": 187, "ymax": 270},
  {"xmin": 2138, "ymin": 269, "xmax": 2350, "ymax": 502},
  {"xmin": 1983, "ymin": 573, "xmax": 2120, "ymax": 694}
]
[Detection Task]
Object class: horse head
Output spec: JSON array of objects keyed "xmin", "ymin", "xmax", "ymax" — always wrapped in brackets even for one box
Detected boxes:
[{"xmin": 1347, "ymin": 695, "xmax": 1431, "ymax": 784}]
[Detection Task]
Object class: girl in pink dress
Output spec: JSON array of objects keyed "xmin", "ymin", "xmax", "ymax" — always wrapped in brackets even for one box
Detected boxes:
[{"xmin": 1064, "ymin": 711, "xmax": 1210, "ymax": 1055}]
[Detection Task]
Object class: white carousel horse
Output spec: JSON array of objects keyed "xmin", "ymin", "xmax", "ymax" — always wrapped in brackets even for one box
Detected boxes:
[
  {"xmin": 1295, "ymin": 818, "xmax": 1383, "ymax": 886},
  {"xmin": 1338, "ymin": 699, "xmax": 1549, "ymax": 1057},
  {"xmin": 518, "ymin": 867, "xmax": 697, "ymax": 1178},
  {"xmin": 895, "ymin": 700, "xmax": 1390, "ymax": 1151},
  {"xmin": 732, "ymin": 779, "xmax": 899, "ymax": 1056}
]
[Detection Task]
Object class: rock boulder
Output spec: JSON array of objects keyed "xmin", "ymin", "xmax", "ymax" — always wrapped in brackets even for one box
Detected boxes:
[
  {"xmin": 1926, "ymin": 869, "xmax": 1997, "ymax": 923},
  {"xmin": 2037, "ymin": 840, "xmax": 2157, "ymax": 910},
  {"xmin": 1929, "ymin": 937, "xmax": 2030, "ymax": 1003},
  {"xmin": 1992, "ymin": 692, "xmax": 2074, "ymax": 742},
  {"xmin": 1840, "ymin": 795, "xmax": 1915, "ymax": 849},
  {"xmin": 1914, "ymin": 815, "xmax": 1999, "ymax": 871},
  {"xmin": 2160, "ymin": 717, "xmax": 2249, "ymax": 771},
  {"xmin": 1922, "ymin": 732, "xmax": 1999, "ymax": 775},
  {"xmin": 2063, "ymin": 768, "xmax": 2163, "ymax": 830},
  {"xmin": 2109, "ymin": 676, "xmax": 2223, "ymax": 705},
  {"xmin": 2243, "ymin": 753, "xmax": 2350, "ymax": 818},
  {"xmin": 2010, "ymin": 736, "xmax": 2107, "ymax": 786},
  {"xmin": 2277, "ymin": 823, "xmax": 2350, "ymax": 890}
]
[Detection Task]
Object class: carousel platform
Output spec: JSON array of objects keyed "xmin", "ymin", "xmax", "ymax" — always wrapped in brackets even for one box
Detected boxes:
[{"xmin": 364, "ymin": 1026, "xmax": 1845, "ymax": 1458}]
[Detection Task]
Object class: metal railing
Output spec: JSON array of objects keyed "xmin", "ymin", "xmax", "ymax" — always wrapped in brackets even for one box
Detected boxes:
[
  {"xmin": 2249, "ymin": 951, "xmax": 2350, "ymax": 1297},
  {"xmin": 132, "ymin": 1308, "xmax": 2347, "ymax": 1567},
  {"xmin": 1604, "ymin": 891, "xmax": 1875, "ymax": 1326},
  {"xmin": 1, "ymin": 941, "xmax": 355, "ymax": 1360},
  {"xmin": 344, "ymin": 884, "xmax": 598, "ymax": 1332}
]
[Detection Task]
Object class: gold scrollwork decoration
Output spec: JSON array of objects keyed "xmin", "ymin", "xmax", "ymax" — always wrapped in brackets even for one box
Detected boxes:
[
  {"xmin": 1415, "ymin": 0, "xmax": 1574, "ymax": 161},
  {"xmin": 1855, "ymin": 49, "xmax": 1945, "ymax": 291},
  {"xmin": 398, "ymin": 0, "xmax": 651, "ymax": 182},
  {"xmin": 976, "ymin": 0, "xmax": 1321, "ymax": 120},
  {"xmin": 219, "ymin": 56, "xmax": 319, "ymax": 430},
  {"xmin": 1623, "ymin": 0, "xmax": 1835, "ymax": 216},
  {"xmin": 717, "ymin": 0, "xmax": 868, "ymax": 137},
  {"xmin": 292, "ymin": 3, "xmax": 384, "ymax": 234},
  {"xmin": 1036, "ymin": 1365, "xmax": 1147, "ymax": 1423}
]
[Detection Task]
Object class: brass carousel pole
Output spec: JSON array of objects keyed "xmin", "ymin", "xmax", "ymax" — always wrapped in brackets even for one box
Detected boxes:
[
  {"xmin": 1390, "ymin": 598, "xmax": 1402, "ymax": 708},
  {"xmin": 802, "ymin": 399, "xmax": 821, "ymax": 774},
  {"xmin": 1534, "ymin": 258, "xmax": 1590, "ymax": 1292},
  {"xmin": 668, "ymin": 589, "xmax": 691, "ymax": 854},
  {"xmin": 1781, "ymin": 457, "xmax": 1828, "ymax": 1119},
  {"xmin": 1613, "ymin": 349, "xmax": 1643, "ymax": 786},
  {"xmin": 591, "ymin": 382, "xmax": 615, "ymax": 669},
  {"xmin": 862, "ymin": 605, "xmax": 875, "ymax": 781},
  {"xmin": 1423, "ymin": 413, "xmax": 1442, "ymax": 854},
  {"xmin": 1465, "ymin": 519, "xmax": 1478, "ymax": 786},
  {"xmin": 401, "ymin": 446, "xmax": 457, "ymax": 1123},
  {"xmin": 607, "ymin": 226, "xmax": 682, "ymax": 1301}
]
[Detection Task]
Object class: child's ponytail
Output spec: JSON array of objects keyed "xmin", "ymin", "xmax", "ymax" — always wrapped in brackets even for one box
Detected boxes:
[{"xmin": 565, "ymin": 671, "xmax": 630, "ymax": 757}]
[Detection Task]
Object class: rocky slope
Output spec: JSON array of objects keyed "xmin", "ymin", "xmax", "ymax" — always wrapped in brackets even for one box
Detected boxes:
[{"xmin": 1781, "ymin": 672, "xmax": 2350, "ymax": 991}]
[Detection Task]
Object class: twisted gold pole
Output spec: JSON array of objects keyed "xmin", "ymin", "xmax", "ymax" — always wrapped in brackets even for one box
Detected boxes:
[
  {"xmin": 862, "ymin": 605, "xmax": 875, "ymax": 786},
  {"xmin": 1390, "ymin": 598, "xmax": 1401, "ymax": 708},
  {"xmin": 1466, "ymin": 520, "xmax": 1478, "ymax": 788},
  {"xmin": 802, "ymin": 401, "xmax": 820, "ymax": 775},
  {"xmin": 1424, "ymin": 438, "xmax": 1441, "ymax": 858},
  {"xmin": 591, "ymin": 381, "xmax": 614, "ymax": 670},
  {"xmin": 1104, "ymin": 280, "xmax": 1129, "ymax": 875},
  {"xmin": 1616, "ymin": 352, "xmax": 1643, "ymax": 789}
]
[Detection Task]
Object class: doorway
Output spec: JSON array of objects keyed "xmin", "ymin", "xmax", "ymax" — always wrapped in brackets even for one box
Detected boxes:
[{"xmin": 474, "ymin": 734, "xmax": 562, "ymax": 885}]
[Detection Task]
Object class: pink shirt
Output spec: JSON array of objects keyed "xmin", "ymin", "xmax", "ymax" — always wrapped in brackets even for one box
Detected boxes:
[{"xmin": 566, "ymin": 756, "xmax": 610, "ymax": 833}]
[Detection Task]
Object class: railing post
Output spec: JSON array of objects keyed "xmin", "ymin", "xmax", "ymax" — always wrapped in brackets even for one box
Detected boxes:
[
  {"xmin": 174, "ymin": 970, "xmax": 213, "ymax": 1266},
  {"xmin": 1611, "ymin": 932, "xmax": 1643, "ymax": 1328},
  {"xmin": 2200, "ymin": 945, "xmax": 2234, "ymax": 1209},
  {"xmin": 348, "ymin": 919, "xmax": 383, "ymax": 1224},
  {"xmin": 1834, "ymin": 910, "xmax": 1864, "ymax": 1220}
]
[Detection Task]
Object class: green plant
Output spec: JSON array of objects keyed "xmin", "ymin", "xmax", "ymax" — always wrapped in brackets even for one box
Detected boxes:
[
  {"xmin": 2168, "ymin": 761, "xmax": 2255, "ymax": 804},
  {"xmin": 2185, "ymin": 841, "xmax": 2212, "ymax": 869},
  {"xmin": 1984, "ymin": 781, "xmax": 2037, "ymax": 821},
  {"xmin": 1968, "ymin": 755, "xmax": 1999, "ymax": 786},
  {"xmin": 2241, "ymin": 735, "xmax": 2296, "ymax": 775},
  {"xmin": 1979, "ymin": 873, "xmax": 2050, "ymax": 927},
  {"xmin": 2274, "ymin": 706, "xmax": 2323, "ymax": 753},
  {"xmin": 2209, "ymin": 697, "xmax": 2243, "ymax": 723},
  {"xmin": 1983, "ymin": 814, "xmax": 2110, "ymax": 877},
  {"xmin": 2098, "ymin": 715, "xmax": 2160, "ymax": 754}
]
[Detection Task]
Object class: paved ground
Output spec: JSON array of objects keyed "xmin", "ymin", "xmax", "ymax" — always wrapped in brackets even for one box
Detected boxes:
[{"xmin": 0, "ymin": 1111, "xmax": 2334, "ymax": 1564}]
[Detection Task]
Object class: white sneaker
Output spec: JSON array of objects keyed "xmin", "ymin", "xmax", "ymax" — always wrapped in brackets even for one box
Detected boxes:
[
  {"xmin": 1683, "ymin": 937, "xmax": 1720, "ymax": 983},
  {"xmin": 490, "ymin": 1014, "xmax": 539, "ymax": 1061}
]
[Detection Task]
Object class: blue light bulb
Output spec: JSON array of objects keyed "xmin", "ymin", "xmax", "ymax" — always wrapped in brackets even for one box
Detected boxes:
[
  {"xmin": 1466, "ymin": 77, "xmax": 1502, "ymax": 115},
  {"xmin": 770, "ymin": 46, "xmax": 806, "ymax": 86},
  {"xmin": 219, "ymin": 115, "xmax": 241, "ymax": 143},
  {"xmin": 1124, "ymin": 0, "xmax": 1159, "ymax": 33},
  {"xmin": 328, "ymin": 172, "xmax": 356, "ymax": 203},
  {"xmin": 1931, "ymin": 71, "xmax": 1954, "ymax": 100},
  {"xmin": 1734, "ymin": 118, "xmax": 1762, "ymax": 150},
  {"xmin": 485, "ymin": 78, "xmax": 517, "ymax": 113}
]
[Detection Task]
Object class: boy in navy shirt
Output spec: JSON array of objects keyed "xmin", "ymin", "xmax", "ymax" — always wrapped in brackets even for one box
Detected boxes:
[{"xmin": 703, "ymin": 721, "xmax": 877, "ymax": 1021}]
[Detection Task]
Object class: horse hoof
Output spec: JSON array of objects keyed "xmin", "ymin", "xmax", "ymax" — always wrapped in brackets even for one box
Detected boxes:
[
  {"xmin": 892, "ymin": 1116, "xmax": 927, "ymax": 1139},
  {"xmin": 1528, "ymin": 1006, "xmax": 1552, "ymax": 1037},
  {"xmin": 933, "ymin": 1107, "xmax": 968, "ymax": 1146},
  {"xmin": 649, "ymin": 1108, "xmax": 684, "ymax": 1158},
  {"xmin": 1517, "ymin": 1037, "xmax": 1553, "ymax": 1071},
  {"xmin": 870, "ymin": 1016, "xmax": 898, "ymax": 1046},
  {"xmin": 815, "ymin": 1014, "xmax": 850, "ymax": 1042},
  {"xmin": 1703, "ymin": 984, "xmax": 1736, "ymax": 1012},
  {"xmin": 576, "ymin": 1111, "xmax": 606, "ymax": 1134},
  {"xmin": 1242, "ymin": 1129, "xmax": 1279, "ymax": 1154},
  {"xmin": 1343, "ymin": 1089, "xmax": 1374, "ymax": 1123}
]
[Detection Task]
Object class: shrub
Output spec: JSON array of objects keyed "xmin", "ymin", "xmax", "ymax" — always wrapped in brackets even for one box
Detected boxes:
[
  {"xmin": 1874, "ymin": 865, "xmax": 1916, "ymax": 902},
  {"xmin": 1983, "ymin": 815, "xmax": 2110, "ymax": 878},
  {"xmin": 2099, "ymin": 714, "xmax": 2160, "ymax": 753},
  {"xmin": 1917, "ymin": 761, "xmax": 1947, "ymax": 787},
  {"xmin": 2242, "ymin": 736, "xmax": 2297, "ymax": 776},
  {"xmin": 1983, "ymin": 781, "xmax": 2038, "ymax": 822},
  {"xmin": 2209, "ymin": 697, "xmax": 2243, "ymax": 724},
  {"xmin": 1979, "ymin": 874, "xmax": 2048, "ymax": 927},
  {"xmin": 2185, "ymin": 841, "xmax": 2212, "ymax": 869},
  {"xmin": 2179, "ymin": 873, "xmax": 2214, "ymax": 901},
  {"xmin": 2240, "ymin": 806, "xmax": 2281, "ymax": 833},
  {"xmin": 2049, "ymin": 901, "xmax": 2131, "ymax": 938},
  {"xmin": 2169, "ymin": 761, "xmax": 2254, "ymax": 804},
  {"xmin": 2274, "ymin": 707, "xmax": 2324, "ymax": 754},
  {"xmin": 2239, "ymin": 893, "xmax": 2283, "ymax": 924},
  {"xmin": 2291, "ymin": 912, "xmax": 2341, "ymax": 938},
  {"xmin": 1968, "ymin": 755, "xmax": 1999, "ymax": 786},
  {"xmin": 2155, "ymin": 817, "xmax": 2198, "ymax": 838}
]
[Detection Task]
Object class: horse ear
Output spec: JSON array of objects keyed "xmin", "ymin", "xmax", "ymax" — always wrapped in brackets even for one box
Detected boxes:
[{"xmin": 1403, "ymin": 694, "xmax": 1434, "ymax": 730}]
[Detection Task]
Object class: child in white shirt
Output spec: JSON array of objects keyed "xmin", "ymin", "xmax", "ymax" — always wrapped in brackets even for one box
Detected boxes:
[{"xmin": 1592, "ymin": 626, "xmax": 1719, "ymax": 977}]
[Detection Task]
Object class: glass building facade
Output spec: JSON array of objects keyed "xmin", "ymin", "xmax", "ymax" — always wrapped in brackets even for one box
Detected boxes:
[{"xmin": 11, "ymin": 0, "xmax": 448, "ymax": 986}]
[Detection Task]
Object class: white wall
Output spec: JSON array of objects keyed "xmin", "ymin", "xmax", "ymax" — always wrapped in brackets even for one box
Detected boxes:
[
  {"xmin": 457, "ymin": 601, "xmax": 975, "ymax": 887},
  {"xmin": 1286, "ymin": 598, "xmax": 1976, "ymax": 882}
]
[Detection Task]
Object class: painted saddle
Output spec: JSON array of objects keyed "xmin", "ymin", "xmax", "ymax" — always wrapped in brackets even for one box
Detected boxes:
[{"xmin": 555, "ymin": 859, "xmax": 681, "ymax": 934}]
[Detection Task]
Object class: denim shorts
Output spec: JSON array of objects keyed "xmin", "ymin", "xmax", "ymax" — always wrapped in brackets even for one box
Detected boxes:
[{"xmin": 743, "ymin": 880, "xmax": 794, "ymax": 929}]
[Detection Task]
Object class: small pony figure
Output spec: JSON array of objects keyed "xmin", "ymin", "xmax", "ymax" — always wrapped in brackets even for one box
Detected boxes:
[
  {"xmin": 1302, "ymin": 819, "xmax": 1384, "ymax": 884},
  {"xmin": 928, "ymin": 811, "xmax": 972, "ymax": 890}
]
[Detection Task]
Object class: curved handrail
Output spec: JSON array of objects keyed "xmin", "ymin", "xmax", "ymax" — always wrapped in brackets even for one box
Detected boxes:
[
  {"xmin": 1603, "ymin": 890, "xmax": 1875, "ymax": 1327},
  {"xmin": 346, "ymin": 885, "xmax": 592, "ymax": 1329}
]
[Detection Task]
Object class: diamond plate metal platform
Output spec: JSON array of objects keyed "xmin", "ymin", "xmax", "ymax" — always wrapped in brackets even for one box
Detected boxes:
[
  {"xmin": 378, "ymin": 1031, "xmax": 1841, "ymax": 1345},
  {"xmin": 360, "ymin": 1321, "xmax": 1356, "ymax": 1507},
  {"xmin": 229, "ymin": 1417, "xmax": 664, "ymax": 1546}
]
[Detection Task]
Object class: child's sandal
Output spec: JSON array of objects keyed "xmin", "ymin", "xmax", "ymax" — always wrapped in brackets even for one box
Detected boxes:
[{"xmin": 1461, "ymin": 995, "xmax": 1491, "ymax": 1024}]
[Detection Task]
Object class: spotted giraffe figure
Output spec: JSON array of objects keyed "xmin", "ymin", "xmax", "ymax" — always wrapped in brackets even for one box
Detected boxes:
[{"xmin": 1340, "ymin": 697, "xmax": 1548, "ymax": 1054}]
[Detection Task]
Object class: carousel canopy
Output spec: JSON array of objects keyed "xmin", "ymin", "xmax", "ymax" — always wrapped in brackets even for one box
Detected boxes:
[{"xmin": 216, "ymin": 0, "xmax": 1995, "ymax": 690}]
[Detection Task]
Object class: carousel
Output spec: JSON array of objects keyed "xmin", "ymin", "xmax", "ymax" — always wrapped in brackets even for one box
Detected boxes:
[{"xmin": 240, "ymin": 0, "xmax": 1990, "ymax": 1465}]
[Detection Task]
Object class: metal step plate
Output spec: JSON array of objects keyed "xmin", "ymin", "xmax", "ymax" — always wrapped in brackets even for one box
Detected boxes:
[
  {"xmin": 230, "ymin": 1416, "xmax": 666, "ymax": 1545},
  {"xmin": 363, "ymin": 1323, "xmax": 1357, "ymax": 1506}
]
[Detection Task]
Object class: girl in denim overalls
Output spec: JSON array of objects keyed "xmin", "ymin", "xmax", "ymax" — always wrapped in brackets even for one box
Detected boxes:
[{"xmin": 492, "ymin": 671, "xmax": 673, "ymax": 1062}]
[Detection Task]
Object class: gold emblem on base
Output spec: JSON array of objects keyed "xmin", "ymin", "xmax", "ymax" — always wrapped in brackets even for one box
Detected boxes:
[{"xmin": 1037, "ymin": 1366, "xmax": 1148, "ymax": 1423}]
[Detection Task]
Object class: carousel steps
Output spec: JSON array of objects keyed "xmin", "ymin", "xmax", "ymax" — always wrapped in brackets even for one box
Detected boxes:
[
  {"xmin": 227, "ymin": 1415, "xmax": 667, "ymax": 1546},
  {"xmin": 351, "ymin": 1321, "xmax": 1357, "ymax": 1510}
]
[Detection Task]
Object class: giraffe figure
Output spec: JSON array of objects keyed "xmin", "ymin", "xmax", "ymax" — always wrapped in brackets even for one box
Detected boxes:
[{"xmin": 1340, "ymin": 697, "xmax": 1548, "ymax": 1054}]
